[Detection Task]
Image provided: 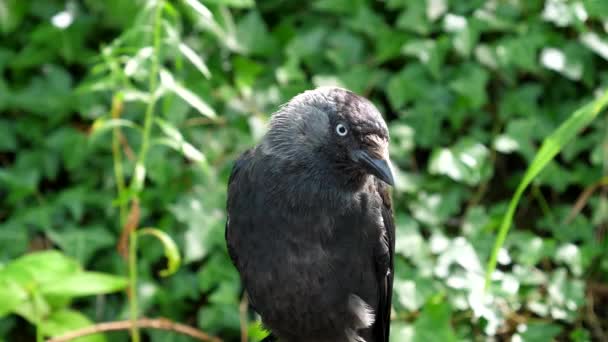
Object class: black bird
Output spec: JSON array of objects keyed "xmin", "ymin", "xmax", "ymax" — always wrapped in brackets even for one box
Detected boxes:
[{"xmin": 226, "ymin": 87, "xmax": 395, "ymax": 342}]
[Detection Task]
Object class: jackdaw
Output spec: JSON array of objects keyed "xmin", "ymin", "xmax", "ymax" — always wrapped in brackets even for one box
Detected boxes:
[{"xmin": 225, "ymin": 87, "xmax": 395, "ymax": 342}]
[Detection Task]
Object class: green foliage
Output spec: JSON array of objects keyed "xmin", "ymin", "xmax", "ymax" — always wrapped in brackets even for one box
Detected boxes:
[
  {"xmin": 486, "ymin": 89, "xmax": 608, "ymax": 288},
  {"xmin": 0, "ymin": 251, "xmax": 126, "ymax": 341},
  {"xmin": 1, "ymin": 0, "xmax": 608, "ymax": 341}
]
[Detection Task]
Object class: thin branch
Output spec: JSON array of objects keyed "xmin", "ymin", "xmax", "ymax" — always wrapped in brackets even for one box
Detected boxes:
[
  {"xmin": 46, "ymin": 318, "xmax": 222, "ymax": 342},
  {"xmin": 564, "ymin": 176, "xmax": 608, "ymax": 224},
  {"xmin": 584, "ymin": 292, "xmax": 607, "ymax": 342},
  {"xmin": 119, "ymin": 132, "xmax": 136, "ymax": 161},
  {"xmin": 117, "ymin": 198, "xmax": 141, "ymax": 259}
]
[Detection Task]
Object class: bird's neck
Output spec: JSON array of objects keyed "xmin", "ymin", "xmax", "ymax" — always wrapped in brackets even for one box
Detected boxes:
[{"xmin": 263, "ymin": 154, "xmax": 369, "ymax": 210}]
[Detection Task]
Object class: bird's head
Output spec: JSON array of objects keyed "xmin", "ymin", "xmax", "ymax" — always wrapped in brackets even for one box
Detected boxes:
[{"xmin": 262, "ymin": 87, "xmax": 394, "ymax": 187}]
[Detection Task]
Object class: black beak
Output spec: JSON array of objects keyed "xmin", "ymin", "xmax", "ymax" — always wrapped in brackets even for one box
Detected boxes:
[{"xmin": 352, "ymin": 150, "xmax": 395, "ymax": 186}]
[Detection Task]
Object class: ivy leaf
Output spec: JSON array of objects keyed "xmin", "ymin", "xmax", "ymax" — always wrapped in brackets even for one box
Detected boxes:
[
  {"xmin": 429, "ymin": 139, "xmax": 491, "ymax": 185},
  {"xmin": 413, "ymin": 296, "xmax": 457, "ymax": 342}
]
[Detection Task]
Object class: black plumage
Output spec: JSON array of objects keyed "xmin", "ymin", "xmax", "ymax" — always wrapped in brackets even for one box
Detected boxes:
[{"xmin": 225, "ymin": 87, "xmax": 395, "ymax": 342}]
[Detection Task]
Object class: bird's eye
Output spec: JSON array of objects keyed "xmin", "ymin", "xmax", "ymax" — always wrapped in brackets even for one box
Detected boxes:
[{"xmin": 335, "ymin": 123, "xmax": 348, "ymax": 136}]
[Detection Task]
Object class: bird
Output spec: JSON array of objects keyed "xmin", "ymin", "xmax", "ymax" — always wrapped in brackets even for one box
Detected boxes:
[{"xmin": 225, "ymin": 87, "xmax": 395, "ymax": 342}]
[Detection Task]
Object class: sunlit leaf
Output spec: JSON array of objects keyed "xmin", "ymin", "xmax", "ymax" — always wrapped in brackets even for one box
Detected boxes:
[
  {"xmin": 40, "ymin": 272, "xmax": 128, "ymax": 297},
  {"xmin": 153, "ymin": 118, "xmax": 207, "ymax": 164},
  {"xmin": 138, "ymin": 227, "xmax": 181, "ymax": 277},
  {"xmin": 0, "ymin": 279, "xmax": 27, "ymax": 317},
  {"xmin": 2, "ymin": 251, "xmax": 80, "ymax": 287},
  {"xmin": 89, "ymin": 118, "xmax": 140, "ymax": 141},
  {"xmin": 159, "ymin": 69, "xmax": 217, "ymax": 118},
  {"xmin": 41, "ymin": 309, "xmax": 106, "ymax": 342},
  {"xmin": 429, "ymin": 139, "xmax": 491, "ymax": 185},
  {"xmin": 179, "ymin": 43, "xmax": 211, "ymax": 78}
]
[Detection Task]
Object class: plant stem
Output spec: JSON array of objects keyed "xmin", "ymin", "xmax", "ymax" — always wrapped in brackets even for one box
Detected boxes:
[
  {"xmin": 532, "ymin": 185, "xmax": 555, "ymax": 223},
  {"xmin": 126, "ymin": 3, "xmax": 164, "ymax": 341},
  {"xmin": 129, "ymin": 0, "xmax": 164, "ymax": 193},
  {"xmin": 129, "ymin": 230, "xmax": 139, "ymax": 342},
  {"xmin": 111, "ymin": 93, "xmax": 127, "ymax": 226},
  {"xmin": 31, "ymin": 290, "xmax": 43, "ymax": 342}
]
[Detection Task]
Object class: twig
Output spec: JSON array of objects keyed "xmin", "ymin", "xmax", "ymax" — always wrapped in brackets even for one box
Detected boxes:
[
  {"xmin": 119, "ymin": 132, "xmax": 136, "ymax": 161},
  {"xmin": 46, "ymin": 318, "xmax": 222, "ymax": 342},
  {"xmin": 588, "ymin": 281, "xmax": 608, "ymax": 297},
  {"xmin": 532, "ymin": 185, "xmax": 555, "ymax": 223},
  {"xmin": 564, "ymin": 176, "xmax": 608, "ymax": 224},
  {"xmin": 584, "ymin": 292, "xmax": 608, "ymax": 342},
  {"xmin": 117, "ymin": 198, "xmax": 140, "ymax": 259}
]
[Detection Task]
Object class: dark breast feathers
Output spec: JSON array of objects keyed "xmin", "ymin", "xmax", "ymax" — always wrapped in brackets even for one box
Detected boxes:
[{"xmin": 226, "ymin": 149, "xmax": 394, "ymax": 342}]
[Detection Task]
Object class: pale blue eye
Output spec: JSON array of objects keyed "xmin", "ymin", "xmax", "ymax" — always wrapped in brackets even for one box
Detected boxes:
[{"xmin": 336, "ymin": 123, "xmax": 348, "ymax": 136}]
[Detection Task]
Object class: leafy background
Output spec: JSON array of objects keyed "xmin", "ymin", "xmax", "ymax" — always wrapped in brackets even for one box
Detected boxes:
[{"xmin": 1, "ymin": 0, "xmax": 608, "ymax": 341}]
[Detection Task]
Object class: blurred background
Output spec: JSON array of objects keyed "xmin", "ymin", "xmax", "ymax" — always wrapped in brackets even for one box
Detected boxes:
[{"xmin": 1, "ymin": 0, "xmax": 608, "ymax": 341}]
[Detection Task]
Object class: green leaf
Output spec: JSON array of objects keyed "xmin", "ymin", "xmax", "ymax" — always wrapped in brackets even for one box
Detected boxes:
[
  {"xmin": 515, "ymin": 322, "xmax": 562, "ymax": 342},
  {"xmin": 41, "ymin": 309, "xmax": 106, "ymax": 342},
  {"xmin": 159, "ymin": 70, "xmax": 217, "ymax": 118},
  {"xmin": 395, "ymin": 0, "xmax": 431, "ymax": 35},
  {"xmin": 0, "ymin": 0, "xmax": 27, "ymax": 34},
  {"xmin": 2, "ymin": 251, "xmax": 80, "ymax": 287},
  {"xmin": 285, "ymin": 27, "xmax": 326, "ymax": 59},
  {"xmin": 182, "ymin": 0, "xmax": 213, "ymax": 21},
  {"xmin": 178, "ymin": 43, "xmax": 211, "ymax": 78},
  {"xmin": 0, "ymin": 223, "xmax": 28, "ymax": 260},
  {"xmin": 198, "ymin": 253, "xmax": 239, "ymax": 293},
  {"xmin": 401, "ymin": 38, "xmax": 449, "ymax": 79},
  {"xmin": 40, "ymin": 272, "xmax": 128, "ymax": 297},
  {"xmin": 235, "ymin": 11, "xmax": 276, "ymax": 56},
  {"xmin": 46, "ymin": 226, "xmax": 115, "ymax": 265},
  {"xmin": 313, "ymin": 0, "xmax": 361, "ymax": 14},
  {"xmin": 248, "ymin": 320, "xmax": 272, "ymax": 342},
  {"xmin": 0, "ymin": 279, "xmax": 27, "ymax": 317},
  {"xmin": 428, "ymin": 139, "xmax": 491, "ymax": 185},
  {"xmin": 154, "ymin": 117, "xmax": 207, "ymax": 166},
  {"xmin": 390, "ymin": 322, "xmax": 414, "ymax": 342},
  {"xmin": 413, "ymin": 296, "xmax": 457, "ymax": 342},
  {"xmin": 448, "ymin": 63, "xmax": 489, "ymax": 110},
  {"xmin": 89, "ymin": 117, "xmax": 140, "ymax": 141},
  {"xmin": 0, "ymin": 119, "xmax": 16, "ymax": 151},
  {"xmin": 197, "ymin": 303, "xmax": 240, "ymax": 334},
  {"xmin": 13, "ymin": 290, "xmax": 50, "ymax": 324},
  {"xmin": 139, "ymin": 228, "xmax": 181, "ymax": 277},
  {"xmin": 485, "ymin": 89, "xmax": 608, "ymax": 289},
  {"xmin": 202, "ymin": 0, "xmax": 253, "ymax": 8},
  {"xmin": 386, "ymin": 65, "xmax": 431, "ymax": 109}
]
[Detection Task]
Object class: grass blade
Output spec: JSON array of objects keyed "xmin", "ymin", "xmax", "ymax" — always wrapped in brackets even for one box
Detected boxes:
[{"xmin": 485, "ymin": 89, "xmax": 608, "ymax": 290}]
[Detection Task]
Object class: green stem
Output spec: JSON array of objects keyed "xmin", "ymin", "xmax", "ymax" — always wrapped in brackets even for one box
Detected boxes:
[
  {"xmin": 532, "ymin": 185, "xmax": 555, "ymax": 223},
  {"xmin": 31, "ymin": 290, "xmax": 43, "ymax": 342},
  {"xmin": 129, "ymin": 0, "xmax": 164, "ymax": 193},
  {"xmin": 111, "ymin": 93, "xmax": 127, "ymax": 227},
  {"xmin": 129, "ymin": 230, "xmax": 139, "ymax": 342},
  {"xmin": 126, "ymin": 3, "xmax": 163, "ymax": 341}
]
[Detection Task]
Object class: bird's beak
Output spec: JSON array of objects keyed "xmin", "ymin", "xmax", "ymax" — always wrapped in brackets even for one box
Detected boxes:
[{"xmin": 352, "ymin": 149, "xmax": 395, "ymax": 186}]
